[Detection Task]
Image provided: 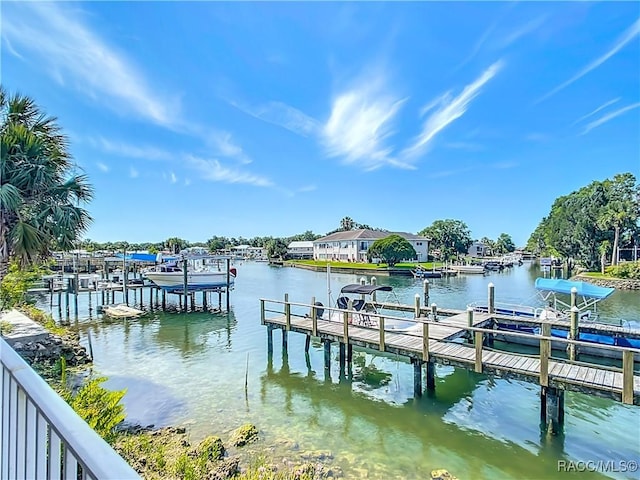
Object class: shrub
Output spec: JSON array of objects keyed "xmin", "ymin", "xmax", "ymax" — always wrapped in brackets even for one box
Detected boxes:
[{"xmin": 605, "ymin": 261, "xmax": 640, "ymax": 280}]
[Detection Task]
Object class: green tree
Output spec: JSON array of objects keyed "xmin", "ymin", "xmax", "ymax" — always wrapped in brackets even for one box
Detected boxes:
[
  {"xmin": 419, "ymin": 219, "xmax": 472, "ymax": 261},
  {"xmin": 366, "ymin": 235, "xmax": 416, "ymax": 267},
  {"xmin": 266, "ymin": 238, "xmax": 288, "ymax": 259},
  {"xmin": 163, "ymin": 237, "xmax": 189, "ymax": 254},
  {"xmin": 530, "ymin": 173, "xmax": 639, "ymax": 270},
  {"xmin": 340, "ymin": 216, "xmax": 356, "ymax": 231},
  {"xmin": 596, "ymin": 173, "xmax": 639, "ymax": 265},
  {"xmin": 495, "ymin": 233, "xmax": 515, "ymax": 254},
  {"xmin": 206, "ymin": 236, "xmax": 227, "ymax": 252},
  {"xmin": 0, "ymin": 88, "xmax": 93, "ymax": 280},
  {"xmin": 480, "ymin": 237, "xmax": 496, "ymax": 255}
]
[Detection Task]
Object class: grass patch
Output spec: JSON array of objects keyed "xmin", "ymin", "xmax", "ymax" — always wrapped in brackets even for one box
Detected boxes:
[{"xmin": 0, "ymin": 320, "xmax": 14, "ymax": 334}]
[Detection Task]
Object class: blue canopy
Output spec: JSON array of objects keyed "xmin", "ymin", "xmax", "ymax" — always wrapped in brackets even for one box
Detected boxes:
[
  {"xmin": 534, "ymin": 278, "xmax": 614, "ymax": 299},
  {"xmin": 115, "ymin": 253, "xmax": 159, "ymax": 263}
]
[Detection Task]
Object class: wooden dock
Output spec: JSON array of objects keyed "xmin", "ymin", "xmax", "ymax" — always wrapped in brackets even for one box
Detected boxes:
[{"xmin": 260, "ymin": 296, "xmax": 640, "ymax": 433}]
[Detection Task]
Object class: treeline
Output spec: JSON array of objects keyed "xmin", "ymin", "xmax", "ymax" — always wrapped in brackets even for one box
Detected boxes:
[{"xmin": 526, "ymin": 173, "xmax": 639, "ymax": 271}]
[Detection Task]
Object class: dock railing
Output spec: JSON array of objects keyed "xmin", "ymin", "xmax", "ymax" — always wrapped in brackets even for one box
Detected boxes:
[
  {"xmin": 0, "ymin": 337, "xmax": 139, "ymax": 479},
  {"xmin": 260, "ymin": 298, "xmax": 640, "ymax": 405}
]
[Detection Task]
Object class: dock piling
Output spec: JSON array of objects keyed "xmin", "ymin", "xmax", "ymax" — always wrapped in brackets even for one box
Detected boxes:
[
  {"xmin": 412, "ymin": 359, "xmax": 422, "ymax": 397},
  {"xmin": 488, "ymin": 283, "xmax": 495, "ymax": 314},
  {"xmin": 414, "ymin": 294, "xmax": 420, "ymax": 318},
  {"xmin": 569, "ymin": 306, "xmax": 579, "ymax": 361},
  {"xmin": 431, "ymin": 303, "xmax": 438, "ymax": 322},
  {"xmin": 423, "ymin": 280, "xmax": 429, "ymax": 305}
]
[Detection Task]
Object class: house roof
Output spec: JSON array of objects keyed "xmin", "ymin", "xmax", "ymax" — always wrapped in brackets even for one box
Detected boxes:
[
  {"xmin": 314, "ymin": 229, "xmax": 428, "ymax": 243},
  {"xmin": 288, "ymin": 241, "xmax": 314, "ymax": 248}
]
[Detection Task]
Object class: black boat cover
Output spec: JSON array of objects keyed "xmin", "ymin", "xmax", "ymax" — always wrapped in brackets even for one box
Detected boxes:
[{"xmin": 339, "ymin": 284, "xmax": 393, "ymax": 295}]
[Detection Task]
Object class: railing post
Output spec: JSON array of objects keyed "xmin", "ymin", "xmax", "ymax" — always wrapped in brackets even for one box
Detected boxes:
[
  {"xmin": 431, "ymin": 303, "xmax": 438, "ymax": 322},
  {"xmin": 474, "ymin": 331, "xmax": 483, "ymax": 372},
  {"xmin": 414, "ymin": 294, "xmax": 420, "ymax": 318},
  {"xmin": 540, "ymin": 323, "xmax": 550, "ymax": 387},
  {"xmin": 379, "ymin": 317, "xmax": 385, "ymax": 352},
  {"xmin": 284, "ymin": 293, "xmax": 291, "ymax": 331},
  {"xmin": 622, "ymin": 350, "xmax": 634, "ymax": 405},
  {"xmin": 422, "ymin": 321, "xmax": 430, "ymax": 361},
  {"xmin": 260, "ymin": 299, "xmax": 265, "ymax": 325}
]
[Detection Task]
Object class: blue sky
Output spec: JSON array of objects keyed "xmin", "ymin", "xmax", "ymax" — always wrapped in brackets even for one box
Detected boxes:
[{"xmin": 2, "ymin": 2, "xmax": 639, "ymax": 247}]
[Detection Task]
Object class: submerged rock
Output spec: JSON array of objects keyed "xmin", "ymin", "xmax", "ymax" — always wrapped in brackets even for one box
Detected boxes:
[
  {"xmin": 431, "ymin": 469, "xmax": 458, "ymax": 480},
  {"xmin": 230, "ymin": 423, "xmax": 258, "ymax": 447}
]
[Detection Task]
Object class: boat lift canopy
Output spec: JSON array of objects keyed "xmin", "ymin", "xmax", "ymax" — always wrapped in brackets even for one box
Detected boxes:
[
  {"xmin": 340, "ymin": 284, "xmax": 393, "ymax": 295},
  {"xmin": 534, "ymin": 277, "xmax": 614, "ymax": 313}
]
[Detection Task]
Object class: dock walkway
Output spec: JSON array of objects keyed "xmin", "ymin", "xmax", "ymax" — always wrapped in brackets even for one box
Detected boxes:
[{"xmin": 261, "ymin": 298, "xmax": 640, "ymax": 409}]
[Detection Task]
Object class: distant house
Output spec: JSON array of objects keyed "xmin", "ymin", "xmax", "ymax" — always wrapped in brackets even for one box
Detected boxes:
[
  {"xmin": 231, "ymin": 245, "xmax": 266, "ymax": 259},
  {"xmin": 468, "ymin": 242, "xmax": 489, "ymax": 257},
  {"xmin": 313, "ymin": 229, "xmax": 429, "ymax": 262},
  {"xmin": 287, "ymin": 241, "xmax": 314, "ymax": 259}
]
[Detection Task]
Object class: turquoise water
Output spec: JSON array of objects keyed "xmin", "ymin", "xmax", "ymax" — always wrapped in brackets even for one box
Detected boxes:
[{"xmin": 38, "ymin": 262, "xmax": 640, "ymax": 479}]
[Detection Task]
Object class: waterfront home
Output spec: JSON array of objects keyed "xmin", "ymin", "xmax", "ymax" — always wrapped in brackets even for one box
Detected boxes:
[
  {"xmin": 313, "ymin": 229, "xmax": 429, "ymax": 262},
  {"xmin": 468, "ymin": 241, "xmax": 490, "ymax": 257},
  {"xmin": 287, "ymin": 241, "xmax": 314, "ymax": 259}
]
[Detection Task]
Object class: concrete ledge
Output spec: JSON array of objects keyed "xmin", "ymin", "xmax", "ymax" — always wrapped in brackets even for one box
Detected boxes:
[{"xmin": 0, "ymin": 309, "xmax": 49, "ymax": 346}]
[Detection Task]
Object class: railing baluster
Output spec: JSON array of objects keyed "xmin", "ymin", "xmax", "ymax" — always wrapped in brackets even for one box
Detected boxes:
[
  {"xmin": 64, "ymin": 448, "xmax": 79, "ymax": 480},
  {"xmin": 16, "ymin": 389, "xmax": 26, "ymax": 479},
  {"xmin": 35, "ymin": 413, "xmax": 47, "ymax": 479},
  {"xmin": 1, "ymin": 369, "xmax": 10, "ymax": 480},
  {"xmin": 9, "ymin": 377, "xmax": 17, "ymax": 479},
  {"xmin": 25, "ymin": 400, "xmax": 37, "ymax": 479},
  {"xmin": 48, "ymin": 428, "xmax": 62, "ymax": 480}
]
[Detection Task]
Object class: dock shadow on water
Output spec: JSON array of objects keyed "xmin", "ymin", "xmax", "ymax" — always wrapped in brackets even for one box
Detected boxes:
[{"xmin": 104, "ymin": 376, "xmax": 188, "ymax": 427}]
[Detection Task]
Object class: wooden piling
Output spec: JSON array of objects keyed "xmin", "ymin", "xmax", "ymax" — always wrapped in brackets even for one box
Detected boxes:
[
  {"xmin": 282, "ymin": 328, "xmax": 288, "ymax": 352},
  {"xmin": 488, "ymin": 283, "xmax": 495, "ymax": 314},
  {"xmin": 161, "ymin": 290, "xmax": 166, "ymax": 310},
  {"xmin": 182, "ymin": 258, "xmax": 188, "ymax": 311},
  {"xmin": 379, "ymin": 317, "xmax": 385, "ymax": 352},
  {"xmin": 622, "ymin": 350, "xmax": 634, "ymax": 405},
  {"xmin": 414, "ymin": 294, "xmax": 420, "ymax": 318},
  {"xmin": 260, "ymin": 299, "xmax": 265, "ymax": 325},
  {"xmin": 371, "ymin": 277, "xmax": 377, "ymax": 302},
  {"xmin": 343, "ymin": 309, "xmax": 349, "ymax": 344},
  {"xmin": 226, "ymin": 258, "xmax": 231, "ymax": 312},
  {"xmin": 474, "ymin": 332, "xmax": 483, "ymax": 373},
  {"xmin": 311, "ymin": 296, "xmax": 318, "ymax": 336},
  {"xmin": 284, "ymin": 293, "xmax": 291, "ymax": 331},
  {"xmin": 323, "ymin": 340, "xmax": 331, "ymax": 371},
  {"xmin": 422, "ymin": 321, "xmax": 429, "ymax": 361},
  {"xmin": 569, "ymin": 306, "xmax": 579, "ymax": 361},
  {"xmin": 305, "ymin": 334, "xmax": 311, "ymax": 353},
  {"xmin": 423, "ymin": 279, "xmax": 429, "ymax": 305},
  {"xmin": 202, "ymin": 291, "xmax": 207, "ymax": 311},
  {"xmin": 431, "ymin": 303, "xmax": 438, "ymax": 322},
  {"xmin": 540, "ymin": 323, "xmax": 550, "ymax": 387},
  {"xmin": 426, "ymin": 361, "xmax": 435, "ymax": 390},
  {"xmin": 267, "ymin": 324, "xmax": 273, "ymax": 357},
  {"xmin": 413, "ymin": 359, "xmax": 422, "ymax": 397}
]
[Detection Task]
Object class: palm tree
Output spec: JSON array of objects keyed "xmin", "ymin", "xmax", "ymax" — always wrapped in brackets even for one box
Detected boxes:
[
  {"xmin": 340, "ymin": 216, "xmax": 355, "ymax": 231},
  {"xmin": 0, "ymin": 87, "xmax": 93, "ymax": 280}
]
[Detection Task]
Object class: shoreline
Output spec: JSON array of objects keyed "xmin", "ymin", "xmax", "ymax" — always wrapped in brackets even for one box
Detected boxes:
[{"xmin": 572, "ymin": 274, "xmax": 640, "ymax": 290}]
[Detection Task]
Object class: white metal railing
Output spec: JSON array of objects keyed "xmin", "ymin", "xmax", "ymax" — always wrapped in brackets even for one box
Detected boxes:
[{"xmin": 0, "ymin": 337, "xmax": 139, "ymax": 479}]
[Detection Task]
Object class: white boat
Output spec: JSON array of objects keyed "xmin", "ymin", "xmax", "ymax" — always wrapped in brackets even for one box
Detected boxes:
[
  {"xmin": 450, "ymin": 264, "xmax": 487, "ymax": 274},
  {"xmin": 143, "ymin": 262, "xmax": 237, "ymax": 292}
]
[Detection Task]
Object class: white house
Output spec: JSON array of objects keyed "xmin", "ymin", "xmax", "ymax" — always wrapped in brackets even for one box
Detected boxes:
[
  {"xmin": 313, "ymin": 229, "xmax": 429, "ymax": 262},
  {"xmin": 287, "ymin": 241, "xmax": 314, "ymax": 259},
  {"xmin": 468, "ymin": 241, "xmax": 489, "ymax": 257}
]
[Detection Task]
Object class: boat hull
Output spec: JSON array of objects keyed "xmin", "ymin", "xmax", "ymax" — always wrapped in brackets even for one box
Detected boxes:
[{"xmin": 144, "ymin": 271, "xmax": 234, "ymax": 292}]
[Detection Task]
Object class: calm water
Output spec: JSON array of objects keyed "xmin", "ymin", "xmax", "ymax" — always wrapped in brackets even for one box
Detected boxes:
[{"xmin": 38, "ymin": 262, "xmax": 640, "ymax": 479}]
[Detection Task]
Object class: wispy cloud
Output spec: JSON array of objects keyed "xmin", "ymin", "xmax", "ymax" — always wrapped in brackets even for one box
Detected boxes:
[
  {"xmin": 298, "ymin": 185, "xmax": 317, "ymax": 193},
  {"xmin": 186, "ymin": 155, "xmax": 273, "ymax": 187},
  {"xmin": 230, "ymin": 100, "xmax": 320, "ymax": 137},
  {"xmin": 204, "ymin": 131, "xmax": 253, "ymax": 164},
  {"xmin": 1, "ymin": 2, "xmax": 180, "ymax": 128},
  {"xmin": 91, "ymin": 137, "xmax": 173, "ymax": 161},
  {"xmin": 170, "ymin": 172, "xmax": 178, "ymax": 184},
  {"xmin": 96, "ymin": 162, "xmax": 109, "ymax": 173},
  {"xmin": 499, "ymin": 16, "xmax": 546, "ymax": 48},
  {"xmin": 580, "ymin": 102, "xmax": 640, "ymax": 135},
  {"xmin": 323, "ymin": 73, "xmax": 408, "ymax": 171},
  {"xmin": 537, "ymin": 18, "xmax": 640, "ymax": 104},
  {"xmin": 402, "ymin": 60, "xmax": 503, "ymax": 161},
  {"xmin": 571, "ymin": 97, "xmax": 621, "ymax": 126},
  {"xmin": 129, "ymin": 167, "xmax": 139, "ymax": 179}
]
